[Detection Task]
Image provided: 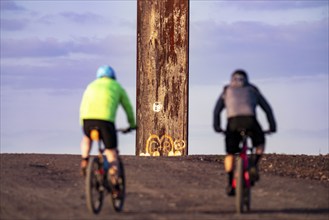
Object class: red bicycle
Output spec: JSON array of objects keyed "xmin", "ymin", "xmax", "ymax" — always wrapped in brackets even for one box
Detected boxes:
[{"xmin": 233, "ymin": 130, "xmax": 270, "ymax": 214}]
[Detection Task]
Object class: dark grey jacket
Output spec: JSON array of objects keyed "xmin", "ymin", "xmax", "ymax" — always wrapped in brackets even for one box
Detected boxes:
[{"xmin": 213, "ymin": 83, "xmax": 276, "ymax": 132}]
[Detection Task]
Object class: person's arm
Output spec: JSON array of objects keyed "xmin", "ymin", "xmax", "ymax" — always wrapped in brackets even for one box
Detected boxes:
[
  {"xmin": 120, "ymin": 88, "xmax": 136, "ymax": 129},
  {"xmin": 213, "ymin": 87, "xmax": 226, "ymax": 132},
  {"xmin": 253, "ymin": 85, "xmax": 277, "ymax": 132}
]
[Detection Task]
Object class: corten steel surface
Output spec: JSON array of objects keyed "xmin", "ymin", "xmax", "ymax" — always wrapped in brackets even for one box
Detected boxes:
[{"xmin": 136, "ymin": 0, "xmax": 189, "ymax": 156}]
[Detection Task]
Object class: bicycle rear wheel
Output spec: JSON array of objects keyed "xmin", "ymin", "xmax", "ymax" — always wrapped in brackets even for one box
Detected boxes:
[
  {"xmin": 244, "ymin": 185, "xmax": 251, "ymax": 211},
  {"xmin": 85, "ymin": 157, "xmax": 104, "ymax": 214},
  {"xmin": 111, "ymin": 157, "xmax": 126, "ymax": 212},
  {"xmin": 235, "ymin": 157, "xmax": 244, "ymax": 214}
]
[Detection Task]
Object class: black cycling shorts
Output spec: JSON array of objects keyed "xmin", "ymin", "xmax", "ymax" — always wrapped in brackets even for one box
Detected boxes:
[
  {"xmin": 225, "ymin": 116, "xmax": 265, "ymax": 154},
  {"xmin": 83, "ymin": 119, "xmax": 117, "ymax": 149}
]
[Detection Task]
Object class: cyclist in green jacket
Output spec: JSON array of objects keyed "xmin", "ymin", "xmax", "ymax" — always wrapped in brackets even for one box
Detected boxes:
[{"xmin": 79, "ymin": 65, "xmax": 136, "ymax": 182}]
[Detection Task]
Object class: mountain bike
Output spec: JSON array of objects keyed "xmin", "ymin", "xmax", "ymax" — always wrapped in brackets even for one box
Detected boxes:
[
  {"xmin": 233, "ymin": 130, "xmax": 270, "ymax": 214},
  {"xmin": 85, "ymin": 127, "xmax": 132, "ymax": 214}
]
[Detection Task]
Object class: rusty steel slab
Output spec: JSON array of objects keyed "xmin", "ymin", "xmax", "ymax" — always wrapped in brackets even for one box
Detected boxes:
[{"xmin": 136, "ymin": 0, "xmax": 189, "ymax": 156}]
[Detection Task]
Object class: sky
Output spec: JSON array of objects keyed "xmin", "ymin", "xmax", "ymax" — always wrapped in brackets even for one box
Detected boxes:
[{"xmin": 1, "ymin": 0, "xmax": 328, "ymax": 156}]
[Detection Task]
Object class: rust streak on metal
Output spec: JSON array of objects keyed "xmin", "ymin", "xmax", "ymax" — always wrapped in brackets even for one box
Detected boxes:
[{"xmin": 136, "ymin": 0, "xmax": 189, "ymax": 156}]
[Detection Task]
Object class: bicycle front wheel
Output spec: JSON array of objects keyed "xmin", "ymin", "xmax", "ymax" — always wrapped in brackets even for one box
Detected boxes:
[
  {"xmin": 235, "ymin": 157, "xmax": 244, "ymax": 214},
  {"xmin": 85, "ymin": 157, "xmax": 104, "ymax": 214},
  {"xmin": 111, "ymin": 157, "xmax": 126, "ymax": 212}
]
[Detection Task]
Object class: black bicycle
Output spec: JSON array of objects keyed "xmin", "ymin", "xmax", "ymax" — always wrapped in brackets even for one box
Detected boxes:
[{"xmin": 85, "ymin": 127, "xmax": 132, "ymax": 214}]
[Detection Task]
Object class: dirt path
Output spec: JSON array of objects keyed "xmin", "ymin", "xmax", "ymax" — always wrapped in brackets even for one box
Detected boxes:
[{"xmin": 0, "ymin": 154, "xmax": 328, "ymax": 220}]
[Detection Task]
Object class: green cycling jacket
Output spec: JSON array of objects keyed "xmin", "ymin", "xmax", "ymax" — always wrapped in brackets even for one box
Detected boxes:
[{"xmin": 80, "ymin": 77, "xmax": 136, "ymax": 127}]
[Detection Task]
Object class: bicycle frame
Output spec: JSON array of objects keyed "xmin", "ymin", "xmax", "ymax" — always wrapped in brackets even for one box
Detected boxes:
[
  {"xmin": 86, "ymin": 127, "xmax": 129, "ymax": 214},
  {"xmin": 232, "ymin": 130, "xmax": 257, "ymax": 213},
  {"xmin": 90, "ymin": 129, "xmax": 107, "ymax": 175},
  {"xmin": 240, "ymin": 131, "xmax": 251, "ymax": 189},
  {"xmin": 231, "ymin": 131, "xmax": 252, "ymax": 189}
]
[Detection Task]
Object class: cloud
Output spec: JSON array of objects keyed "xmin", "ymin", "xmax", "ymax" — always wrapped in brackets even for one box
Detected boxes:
[
  {"xmin": 1, "ymin": 37, "xmax": 72, "ymax": 58},
  {"xmin": 190, "ymin": 18, "xmax": 328, "ymax": 83},
  {"xmin": 0, "ymin": 0, "xmax": 25, "ymax": 11},
  {"xmin": 70, "ymin": 35, "xmax": 134, "ymax": 56},
  {"xmin": 1, "ymin": 33, "xmax": 134, "ymax": 58},
  {"xmin": 1, "ymin": 59, "xmax": 135, "ymax": 91},
  {"xmin": 1, "ymin": 5, "xmax": 128, "ymax": 38},
  {"xmin": 59, "ymin": 12, "xmax": 105, "ymax": 24},
  {"xmin": 35, "ymin": 11, "xmax": 107, "ymax": 26},
  {"xmin": 1, "ymin": 35, "xmax": 136, "ymax": 90},
  {"xmin": 0, "ymin": 18, "xmax": 28, "ymax": 31},
  {"xmin": 220, "ymin": 1, "xmax": 328, "ymax": 11},
  {"xmin": 191, "ymin": 1, "xmax": 328, "ymax": 27}
]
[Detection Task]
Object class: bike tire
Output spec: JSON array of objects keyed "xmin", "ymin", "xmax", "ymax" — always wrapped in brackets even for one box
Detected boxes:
[
  {"xmin": 85, "ymin": 157, "xmax": 104, "ymax": 214},
  {"xmin": 244, "ymin": 186, "xmax": 251, "ymax": 211},
  {"xmin": 111, "ymin": 157, "xmax": 126, "ymax": 212},
  {"xmin": 235, "ymin": 157, "xmax": 244, "ymax": 214},
  {"xmin": 245, "ymin": 160, "xmax": 252, "ymax": 211}
]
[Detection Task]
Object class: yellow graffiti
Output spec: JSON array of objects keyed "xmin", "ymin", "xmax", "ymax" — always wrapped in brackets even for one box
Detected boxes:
[{"xmin": 139, "ymin": 134, "xmax": 186, "ymax": 156}]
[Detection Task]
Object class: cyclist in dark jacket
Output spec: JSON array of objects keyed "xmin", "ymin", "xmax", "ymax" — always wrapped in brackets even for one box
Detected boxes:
[{"xmin": 213, "ymin": 69, "xmax": 276, "ymax": 196}]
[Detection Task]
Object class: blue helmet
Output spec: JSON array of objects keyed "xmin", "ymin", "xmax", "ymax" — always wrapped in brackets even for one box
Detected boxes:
[{"xmin": 96, "ymin": 65, "xmax": 116, "ymax": 79}]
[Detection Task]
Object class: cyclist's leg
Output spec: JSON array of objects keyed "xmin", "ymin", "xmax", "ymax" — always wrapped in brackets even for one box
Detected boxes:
[
  {"xmin": 81, "ymin": 121, "xmax": 94, "ymax": 175},
  {"xmin": 225, "ymin": 128, "xmax": 241, "ymax": 196},
  {"xmin": 225, "ymin": 154, "xmax": 234, "ymax": 173},
  {"xmin": 99, "ymin": 121, "xmax": 119, "ymax": 184},
  {"xmin": 80, "ymin": 135, "xmax": 91, "ymax": 175},
  {"xmin": 81, "ymin": 135, "xmax": 92, "ymax": 158},
  {"xmin": 104, "ymin": 149, "xmax": 119, "ymax": 181},
  {"xmin": 250, "ymin": 118, "xmax": 265, "ymax": 181},
  {"xmin": 255, "ymin": 144, "xmax": 265, "ymax": 163},
  {"xmin": 224, "ymin": 153, "xmax": 234, "ymax": 192}
]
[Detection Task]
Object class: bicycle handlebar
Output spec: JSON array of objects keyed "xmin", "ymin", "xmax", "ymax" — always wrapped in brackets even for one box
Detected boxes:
[
  {"xmin": 263, "ymin": 130, "xmax": 273, "ymax": 135},
  {"xmin": 116, "ymin": 127, "xmax": 136, "ymax": 134},
  {"xmin": 219, "ymin": 130, "xmax": 273, "ymax": 135}
]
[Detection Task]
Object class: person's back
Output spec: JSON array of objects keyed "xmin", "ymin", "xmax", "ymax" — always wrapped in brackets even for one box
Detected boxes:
[
  {"xmin": 224, "ymin": 85, "xmax": 258, "ymax": 117},
  {"xmin": 213, "ymin": 69, "xmax": 276, "ymax": 196},
  {"xmin": 80, "ymin": 77, "xmax": 135, "ymax": 126}
]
